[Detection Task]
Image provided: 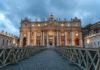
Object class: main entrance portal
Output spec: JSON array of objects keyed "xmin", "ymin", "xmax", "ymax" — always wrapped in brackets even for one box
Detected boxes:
[
  {"xmin": 48, "ymin": 31, "xmax": 54, "ymax": 47},
  {"xmin": 49, "ymin": 36, "xmax": 53, "ymax": 46}
]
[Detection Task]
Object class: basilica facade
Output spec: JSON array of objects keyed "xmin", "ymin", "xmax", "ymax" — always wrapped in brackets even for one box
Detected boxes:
[{"xmin": 20, "ymin": 15, "xmax": 83, "ymax": 47}]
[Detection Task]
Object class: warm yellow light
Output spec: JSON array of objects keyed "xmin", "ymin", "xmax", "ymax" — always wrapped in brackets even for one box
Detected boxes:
[
  {"xmin": 32, "ymin": 24, "xmax": 34, "ymax": 27},
  {"xmin": 48, "ymin": 31, "xmax": 53, "ymax": 36},
  {"xmin": 61, "ymin": 23, "xmax": 64, "ymax": 26},
  {"xmin": 24, "ymin": 34, "xmax": 26, "ymax": 37},
  {"xmin": 87, "ymin": 39, "xmax": 90, "ymax": 44},
  {"xmin": 75, "ymin": 33, "xmax": 78, "ymax": 36},
  {"xmin": 38, "ymin": 24, "xmax": 40, "ymax": 26},
  {"xmin": 13, "ymin": 39, "xmax": 15, "ymax": 44},
  {"xmin": 54, "ymin": 22, "xmax": 57, "ymax": 25},
  {"xmin": 37, "ymin": 33, "xmax": 41, "ymax": 36},
  {"xmin": 68, "ymin": 24, "xmax": 70, "ymax": 26},
  {"xmin": 61, "ymin": 33, "xmax": 64, "ymax": 36},
  {"xmin": 45, "ymin": 23, "xmax": 47, "ymax": 26},
  {"xmin": 49, "ymin": 37, "xmax": 53, "ymax": 39}
]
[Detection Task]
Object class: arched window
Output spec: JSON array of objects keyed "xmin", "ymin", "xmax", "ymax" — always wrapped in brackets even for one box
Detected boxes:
[
  {"xmin": 98, "ymin": 41, "xmax": 99, "ymax": 47},
  {"xmin": 23, "ymin": 37, "xmax": 27, "ymax": 47},
  {"xmin": 2, "ymin": 39, "xmax": 4, "ymax": 46},
  {"xmin": 74, "ymin": 38, "xmax": 79, "ymax": 46}
]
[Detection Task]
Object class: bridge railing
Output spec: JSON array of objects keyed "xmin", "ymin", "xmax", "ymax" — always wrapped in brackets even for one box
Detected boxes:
[
  {"xmin": 0, "ymin": 46, "xmax": 45, "ymax": 68},
  {"xmin": 55, "ymin": 47, "xmax": 100, "ymax": 70}
]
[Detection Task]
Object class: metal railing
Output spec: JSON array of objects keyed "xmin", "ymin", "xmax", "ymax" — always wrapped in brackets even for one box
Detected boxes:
[
  {"xmin": 55, "ymin": 47, "xmax": 100, "ymax": 70},
  {"xmin": 0, "ymin": 47, "xmax": 45, "ymax": 68}
]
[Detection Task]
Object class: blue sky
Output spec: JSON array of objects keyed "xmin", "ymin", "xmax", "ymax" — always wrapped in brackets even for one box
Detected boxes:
[{"xmin": 0, "ymin": 0, "xmax": 100, "ymax": 36}]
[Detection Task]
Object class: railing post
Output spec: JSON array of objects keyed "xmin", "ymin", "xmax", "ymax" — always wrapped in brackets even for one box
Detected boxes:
[
  {"xmin": 98, "ymin": 48, "xmax": 100, "ymax": 70},
  {"xmin": 86, "ymin": 50, "xmax": 89, "ymax": 70},
  {"xmin": 2, "ymin": 49, "xmax": 6, "ymax": 66}
]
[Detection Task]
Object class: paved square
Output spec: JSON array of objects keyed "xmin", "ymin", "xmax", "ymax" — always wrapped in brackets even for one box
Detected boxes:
[{"xmin": 1, "ymin": 49, "xmax": 81, "ymax": 70}]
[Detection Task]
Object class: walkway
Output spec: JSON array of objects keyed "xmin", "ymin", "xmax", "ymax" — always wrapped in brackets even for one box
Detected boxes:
[{"xmin": 0, "ymin": 49, "xmax": 81, "ymax": 70}]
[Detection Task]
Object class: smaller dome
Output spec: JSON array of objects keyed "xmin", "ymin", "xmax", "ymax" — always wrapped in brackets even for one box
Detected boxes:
[
  {"xmin": 49, "ymin": 14, "xmax": 54, "ymax": 19},
  {"xmin": 48, "ymin": 14, "xmax": 55, "ymax": 22}
]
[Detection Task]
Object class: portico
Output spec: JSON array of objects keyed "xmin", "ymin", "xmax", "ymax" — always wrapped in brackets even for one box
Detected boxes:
[{"xmin": 20, "ymin": 15, "xmax": 83, "ymax": 47}]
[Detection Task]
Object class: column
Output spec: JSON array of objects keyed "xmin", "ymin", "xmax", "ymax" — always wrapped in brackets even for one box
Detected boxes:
[
  {"xmin": 31, "ymin": 32, "xmax": 33, "ymax": 46},
  {"xmin": 27, "ymin": 32, "xmax": 30, "ymax": 46},
  {"xmin": 34, "ymin": 32, "xmax": 36, "ymax": 46},
  {"xmin": 71, "ymin": 32, "xmax": 75, "ymax": 46},
  {"xmin": 47, "ymin": 32, "xmax": 49, "ymax": 46},
  {"xmin": 69, "ymin": 32, "xmax": 71, "ymax": 46},
  {"xmin": 65, "ymin": 32, "xmax": 67, "ymax": 46},
  {"xmin": 43, "ymin": 31, "xmax": 44, "ymax": 46},
  {"xmin": 53, "ymin": 32, "xmax": 55, "ymax": 46},
  {"xmin": 57, "ymin": 31, "xmax": 59, "ymax": 46},
  {"xmin": 30, "ymin": 31, "xmax": 32, "ymax": 46},
  {"xmin": 41, "ymin": 32, "xmax": 42, "ymax": 46},
  {"xmin": 20, "ymin": 33, "xmax": 23, "ymax": 47},
  {"xmin": 60, "ymin": 33, "xmax": 61, "ymax": 46},
  {"xmin": 79, "ymin": 32, "xmax": 83, "ymax": 47}
]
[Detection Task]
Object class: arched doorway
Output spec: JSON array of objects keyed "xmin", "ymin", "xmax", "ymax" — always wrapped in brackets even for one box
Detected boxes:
[
  {"xmin": 23, "ymin": 37, "xmax": 27, "ymax": 47},
  {"xmin": 74, "ymin": 38, "xmax": 79, "ymax": 46},
  {"xmin": 48, "ymin": 31, "xmax": 53, "ymax": 46},
  {"xmin": 36, "ymin": 39, "xmax": 41, "ymax": 46},
  {"xmin": 61, "ymin": 36, "xmax": 65, "ymax": 46},
  {"xmin": 49, "ymin": 36, "xmax": 53, "ymax": 46}
]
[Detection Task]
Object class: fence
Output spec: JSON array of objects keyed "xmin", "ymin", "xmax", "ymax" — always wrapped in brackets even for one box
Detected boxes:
[
  {"xmin": 0, "ymin": 47, "xmax": 45, "ymax": 68},
  {"xmin": 55, "ymin": 47, "xmax": 100, "ymax": 70}
]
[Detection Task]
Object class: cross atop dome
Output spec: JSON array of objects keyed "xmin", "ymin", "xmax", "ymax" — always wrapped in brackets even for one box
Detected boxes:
[
  {"xmin": 48, "ymin": 14, "xmax": 55, "ymax": 22},
  {"xmin": 49, "ymin": 14, "xmax": 55, "ymax": 19}
]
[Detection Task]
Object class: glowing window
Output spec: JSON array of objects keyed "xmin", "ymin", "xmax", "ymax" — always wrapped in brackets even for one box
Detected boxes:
[
  {"xmin": 61, "ymin": 33, "xmax": 64, "ymax": 36},
  {"xmin": 61, "ymin": 23, "xmax": 64, "ymax": 26},
  {"xmin": 24, "ymin": 34, "xmax": 26, "ymax": 37},
  {"xmin": 32, "ymin": 24, "xmax": 34, "ymax": 27},
  {"xmin": 44, "ymin": 23, "xmax": 47, "ymax": 26},
  {"xmin": 54, "ymin": 22, "xmax": 57, "ymax": 25},
  {"xmin": 68, "ymin": 24, "xmax": 70, "ymax": 26},
  {"xmin": 87, "ymin": 39, "xmax": 90, "ymax": 44},
  {"xmin": 75, "ymin": 33, "xmax": 78, "ymax": 36},
  {"xmin": 13, "ymin": 39, "xmax": 15, "ymax": 44},
  {"xmin": 48, "ymin": 31, "xmax": 53, "ymax": 36},
  {"xmin": 38, "ymin": 24, "xmax": 40, "ymax": 27}
]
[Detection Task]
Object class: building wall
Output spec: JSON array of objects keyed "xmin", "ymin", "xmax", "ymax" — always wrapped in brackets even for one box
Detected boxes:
[
  {"xmin": 84, "ymin": 22, "xmax": 100, "ymax": 48},
  {"xmin": 20, "ymin": 15, "xmax": 83, "ymax": 47},
  {"xmin": 84, "ymin": 33, "xmax": 100, "ymax": 48},
  {"xmin": 0, "ymin": 32, "xmax": 19, "ymax": 48}
]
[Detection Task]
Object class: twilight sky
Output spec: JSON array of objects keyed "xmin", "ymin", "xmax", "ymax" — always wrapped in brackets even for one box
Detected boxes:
[{"xmin": 0, "ymin": 0, "xmax": 100, "ymax": 36}]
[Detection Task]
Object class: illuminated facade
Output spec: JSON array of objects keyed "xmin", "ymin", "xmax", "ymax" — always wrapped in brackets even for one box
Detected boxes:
[
  {"xmin": 0, "ymin": 31, "xmax": 18, "ymax": 48},
  {"xmin": 20, "ymin": 15, "xmax": 83, "ymax": 47},
  {"xmin": 84, "ymin": 22, "xmax": 100, "ymax": 48}
]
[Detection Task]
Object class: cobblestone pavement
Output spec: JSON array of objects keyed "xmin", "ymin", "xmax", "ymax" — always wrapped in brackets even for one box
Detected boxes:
[{"xmin": 1, "ymin": 49, "xmax": 82, "ymax": 70}]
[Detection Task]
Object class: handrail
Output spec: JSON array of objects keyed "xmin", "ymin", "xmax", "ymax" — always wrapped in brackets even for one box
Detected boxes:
[
  {"xmin": 55, "ymin": 47, "xmax": 100, "ymax": 70},
  {"xmin": 0, "ymin": 47, "xmax": 45, "ymax": 68}
]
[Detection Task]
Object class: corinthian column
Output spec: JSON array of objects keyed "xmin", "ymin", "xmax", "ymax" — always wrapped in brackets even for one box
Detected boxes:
[
  {"xmin": 47, "ymin": 32, "xmax": 49, "ymax": 47},
  {"xmin": 71, "ymin": 32, "xmax": 75, "ymax": 46},
  {"xmin": 20, "ymin": 33, "xmax": 23, "ymax": 47},
  {"xmin": 27, "ymin": 32, "xmax": 30, "ymax": 46},
  {"xmin": 43, "ymin": 31, "xmax": 44, "ymax": 46},
  {"xmin": 41, "ymin": 32, "xmax": 42, "ymax": 46},
  {"xmin": 60, "ymin": 33, "xmax": 61, "ymax": 46},
  {"xmin": 79, "ymin": 32, "xmax": 83, "ymax": 47},
  {"xmin": 53, "ymin": 32, "xmax": 55, "ymax": 46},
  {"xmin": 57, "ymin": 31, "xmax": 59, "ymax": 46},
  {"xmin": 65, "ymin": 32, "xmax": 67, "ymax": 46},
  {"xmin": 34, "ymin": 32, "xmax": 36, "ymax": 46}
]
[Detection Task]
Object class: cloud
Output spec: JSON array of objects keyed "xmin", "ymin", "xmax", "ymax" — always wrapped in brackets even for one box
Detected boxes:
[
  {"xmin": 0, "ymin": 0, "xmax": 100, "ymax": 36},
  {"xmin": 0, "ymin": 13, "xmax": 19, "ymax": 35}
]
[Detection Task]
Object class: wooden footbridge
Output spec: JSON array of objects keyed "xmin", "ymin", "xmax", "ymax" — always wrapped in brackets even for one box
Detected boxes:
[{"xmin": 0, "ymin": 46, "xmax": 100, "ymax": 70}]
